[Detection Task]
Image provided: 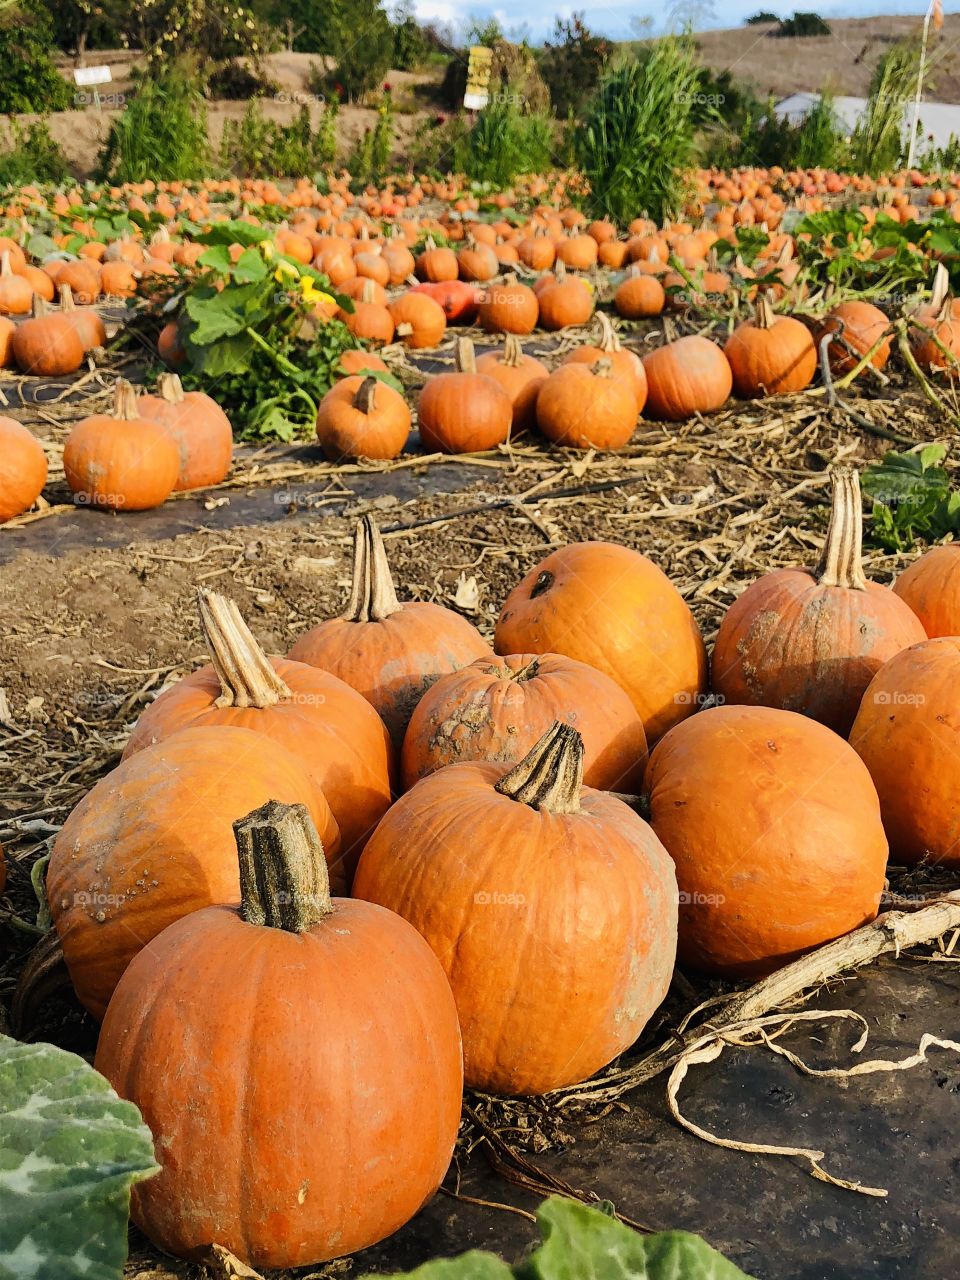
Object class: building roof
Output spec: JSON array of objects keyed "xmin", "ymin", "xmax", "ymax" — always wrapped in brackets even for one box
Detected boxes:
[{"xmin": 773, "ymin": 92, "xmax": 960, "ymax": 151}]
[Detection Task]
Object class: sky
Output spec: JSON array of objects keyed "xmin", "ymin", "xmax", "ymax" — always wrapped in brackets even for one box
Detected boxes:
[{"xmin": 408, "ymin": 0, "xmax": 955, "ymax": 44}]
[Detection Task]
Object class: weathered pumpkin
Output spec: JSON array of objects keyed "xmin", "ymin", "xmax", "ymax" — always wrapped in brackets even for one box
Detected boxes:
[
  {"xmin": 138, "ymin": 373, "xmax": 233, "ymax": 490},
  {"xmin": 0, "ymin": 417, "xmax": 47, "ymax": 522},
  {"xmin": 817, "ymin": 300, "xmax": 892, "ymax": 376},
  {"xmin": 417, "ymin": 337, "xmax": 512, "ymax": 453}
]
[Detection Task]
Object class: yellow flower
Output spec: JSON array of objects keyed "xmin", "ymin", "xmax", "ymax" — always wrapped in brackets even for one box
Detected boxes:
[{"xmin": 300, "ymin": 277, "xmax": 334, "ymax": 307}]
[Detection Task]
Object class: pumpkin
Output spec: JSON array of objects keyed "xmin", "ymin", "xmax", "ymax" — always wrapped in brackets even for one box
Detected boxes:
[
  {"xmin": 817, "ymin": 300, "xmax": 891, "ymax": 375},
  {"xmin": 0, "ymin": 250, "xmax": 32, "ymax": 315},
  {"xmin": 561, "ymin": 311, "xmax": 647, "ymax": 410},
  {"xmin": 415, "ymin": 237, "xmax": 458, "ymax": 282},
  {"xmin": 289, "ymin": 515, "xmax": 490, "ymax": 745},
  {"xmin": 0, "ymin": 316, "xmax": 13, "ymax": 367},
  {"xmin": 338, "ymin": 276, "xmax": 388, "ymax": 306},
  {"xmin": 137, "ymin": 373, "xmax": 233, "ymax": 490},
  {"xmin": 96, "ymin": 800, "xmax": 462, "ymax": 1268},
  {"xmin": 909, "ymin": 267, "xmax": 960, "ymax": 374},
  {"xmin": 0, "ymin": 236, "xmax": 26, "ymax": 272},
  {"xmin": 389, "ymin": 290, "xmax": 447, "ymax": 348},
  {"xmin": 17, "ymin": 263, "xmax": 55, "ymax": 302},
  {"xmin": 645, "ymin": 704, "xmax": 888, "ymax": 976},
  {"xmin": 456, "ymin": 237, "xmax": 498, "ymax": 281},
  {"xmin": 477, "ymin": 274, "xmax": 539, "ymax": 334},
  {"xmin": 383, "ymin": 239, "xmax": 416, "ymax": 284},
  {"xmin": 518, "ymin": 233, "xmax": 556, "ymax": 271},
  {"xmin": 100, "ymin": 260, "xmax": 139, "ymax": 299},
  {"xmin": 536, "ymin": 359, "xmax": 637, "ymax": 451},
  {"xmin": 642, "ymin": 333, "xmax": 733, "ymax": 421},
  {"xmin": 58, "ymin": 282, "xmax": 106, "ymax": 352},
  {"xmin": 0, "ymin": 418, "xmax": 47, "ymax": 522},
  {"xmin": 417, "ymin": 337, "xmax": 512, "ymax": 453},
  {"xmin": 47, "ymin": 725, "xmax": 338, "ymax": 1020},
  {"xmin": 56, "ymin": 259, "xmax": 101, "ymax": 305},
  {"xmin": 63, "ymin": 379, "xmax": 180, "ymax": 511},
  {"xmin": 536, "ymin": 262, "xmax": 594, "ymax": 330},
  {"xmin": 315, "ymin": 374, "xmax": 410, "ymax": 460},
  {"xmin": 850, "ymin": 638, "xmax": 960, "ymax": 866},
  {"xmin": 354, "ymin": 723, "xmax": 677, "ymax": 1094},
  {"xmin": 401, "ymin": 651, "xmax": 648, "ymax": 792},
  {"xmin": 122, "ymin": 588, "xmax": 394, "ymax": 881},
  {"xmin": 410, "ymin": 280, "xmax": 481, "ymax": 324},
  {"xmin": 157, "ymin": 319, "xmax": 186, "ymax": 368},
  {"xmin": 336, "ymin": 348, "xmax": 389, "ymax": 378},
  {"xmin": 556, "ymin": 232, "xmax": 599, "ymax": 271},
  {"xmin": 892, "ymin": 543, "xmax": 960, "ymax": 636},
  {"xmin": 495, "ymin": 541, "xmax": 708, "ymax": 742},
  {"xmin": 724, "ymin": 292, "xmax": 817, "ymax": 397},
  {"xmin": 712, "ymin": 469, "xmax": 926, "ymax": 735},
  {"xmin": 475, "ymin": 336, "xmax": 548, "ymax": 432},
  {"xmin": 340, "ymin": 278, "xmax": 394, "ymax": 344},
  {"xmin": 11, "ymin": 295, "xmax": 86, "ymax": 377},
  {"xmin": 614, "ymin": 268, "xmax": 666, "ymax": 319}
]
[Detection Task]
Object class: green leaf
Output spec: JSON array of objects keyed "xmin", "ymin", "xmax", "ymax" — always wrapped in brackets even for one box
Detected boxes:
[
  {"xmin": 232, "ymin": 248, "xmax": 269, "ymax": 283},
  {"xmin": 25, "ymin": 233, "xmax": 58, "ymax": 260},
  {"xmin": 519, "ymin": 1198, "xmax": 755, "ymax": 1280},
  {"xmin": 184, "ymin": 289, "xmax": 255, "ymax": 345},
  {"xmin": 0, "ymin": 1035, "xmax": 158, "ymax": 1280},
  {"xmin": 185, "ymin": 331, "xmax": 257, "ymax": 378},
  {"xmin": 195, "ymin": 220, "xmax": 271, "ymax": 247},
  {"xmin": 359, "ymin": 1254, "xmax": 513, "ymax": 1280},
  {"xmin": 197, "ymin": 245, "xmax": 234, "ymax": 275}
]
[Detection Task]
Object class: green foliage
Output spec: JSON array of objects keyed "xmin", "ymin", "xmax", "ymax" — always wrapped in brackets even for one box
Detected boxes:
[
  {"xmin": 776, "ymin": 11, "xmax": 831, "ymax": 36},
  {"xmin": 452, "ymin": 100, "xmax": 556, "ymax": 186},
  {"xmin": 0, "ymin": 0, "xmax": 72, "ymax": 113},
  {"xmin": 0, "ymin": 1034, "xmax": 159, "ymax": 1280},
  {"xmin": 346, "ymin": 91, "xmax": 395, "ymax": 186},
  {"xmin": 0, "ymin": 119, "xmax": 69, "ymax": 187},
  {"xmin": 578, "ymin": 38, "xmax": 702, "ymax": 226},
  {"xmin": 358, "ymin": 1197, "xmax": 754, "ymax": 1280},
  {"xmin": 407, "ymin": 113, "xmax": 468, "ymax": 175},
  {"xmin": 47, "ymin": 0, "xmax": 122, "ymax": 54},
  {"xmin": 393, "ymin": 1, "xmax": 430, "ymax": 69},
  {"xmin": 849, "ymin": 38, "xmax": 921, "ymax": 175},
  {"xmin": 467, "ymin": 15, "xmax": 504, "ymax": 46},
  {"xmin": 538, "ymin": 14, "xmax": 612, "ymax": 119},
  {"xmin": 745, "ymin": 10, "xmax": 779, "ymax": 22},
  {"xmin": 700, "ymin": 86, "xmax": 845, "ymax": 172},
  {"xmin": 221, "ymin": 100, "xmax": 338, "ymax": 177},
  {"xmin": 97, "ymin": 62, "xmax": 209, "ymax": 183},
  {"xmin": 794, "ymin": 89, "xmax": 846, "ymax": 168},
  {"xmin": 862, "ymin": 446, "xmax": 960, "ymax": 551},
  {"xmin": 109, "ymin": 0, "xmax": 275, "ymax": 71},
  {"xmin": 298, "ymin": 0, "xmax": 394, "ymax": 99}
]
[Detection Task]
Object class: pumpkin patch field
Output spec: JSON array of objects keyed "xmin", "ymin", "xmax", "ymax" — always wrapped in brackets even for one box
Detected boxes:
[{"xmin": 4, "ymin": 167, "xmax": 960, "ymax": 1280}]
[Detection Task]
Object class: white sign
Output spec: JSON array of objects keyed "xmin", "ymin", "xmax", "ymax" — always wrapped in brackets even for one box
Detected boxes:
[{"xmin": 73, "ymin": 66, "xmax": 112, "ymax": 87}]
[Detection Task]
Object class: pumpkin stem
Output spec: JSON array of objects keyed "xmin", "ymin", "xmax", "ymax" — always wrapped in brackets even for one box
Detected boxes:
[
  {"xmin": 494, "ymin": 721, "xmax": 583, "ymax": 814},
  {"xmin": 0, "ymin": 250, "xmax": 12, "ymax": 278},
  {"xmin": 157, "ymin": 371, "xmax": 186, "ymax": 404},
  {"xmin": 342, "ymin": 514, "xmax": 403, "ymax": 622},
  {"xmin": 931, "ymin": 261, "xmax": 950, "ymax": 313},
  {"xmin": 354, "ymin": 375, "xmax": 378, "ymax": 414},
  {"xmin": 59, "ymin": 282, "xmax": 76, "ymax": 312},
  {"xmin": 235, "ymin": 800, "xmax": 332, "ymax": 932},
  {"xmin": 113, "ymin": 379, "xmax": 141, "ymax": 421},
  {"xmin": 501, "ymin": 334, "xmax": 525, "ymax": 366},
  {"xmin": 30, "ymin": 294, "xmax": 49, "ymax": 319},
  {"xmin": 755, "ymin": 292, "xmax": 776, "ymax": 330},
  {"xmin": 510, "ymin": 656, "xmax": 541, "ymax": 682},
  {"xmin": 196, "ymin": 588, "xmax": 293, "ymax": 708},
  {"xmin": 455, "ymin": 336, "xmax": 477, "ymax": 374},
  {"xmin": 596, "ymin": 310, "xmax": 621, "ymax": 352},
  {"xmin": 815, "ymin": 468, "xmax": 868, "ymax": 591},
  {"xmin": 361, "ymin": 277, "xmax": 375, "ymax": 305},
  {"xmin": 555, "ymin": 260, "xmax": 567, "ymax": 283}
]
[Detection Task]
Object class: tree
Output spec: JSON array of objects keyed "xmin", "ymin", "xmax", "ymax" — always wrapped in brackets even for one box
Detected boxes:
[
  {"xmin": 539, "ymin": 13, "xmax": 611, "ymax": 120},
  {"xmin": 745, "ymin": 10, "xmax": 780, "ymax": 22},
  {"xmin": 776, "ymin": 11, "xmax": 831, "ymax": 36},
  {"xmin": 46, "ymin": 0, "xmax": 121, "ymax": 58},
  {"xmin": 393, "ymin": 1, "xmax": 428, "ymax": 69},
  {"xmin": 0, "ymin": 0, "xmax": 72, "ymax": 112}
]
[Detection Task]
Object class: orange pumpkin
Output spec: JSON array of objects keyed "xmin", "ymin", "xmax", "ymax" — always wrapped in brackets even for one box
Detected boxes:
[
  {"xmin": 339, "ymin": 278, "xmax": 394, "ymax": 344},
  {"xmin": 536, "ymin": 263, "xmax": 594, "ymax": 330},
  {"xmin": 137, "ymin": 373, "xmax": 233, "ymax": 490},
  {"xmin": 561, "ymin": 311, "xmax": 647, "ymax": 410},
  {"xmin": 289, "ymin": 515, "xmax": 490, "ymax": 745},
  {"xmin": 389, "ymin": 290, "xmax": 447, "ymax": 348},
  {"xmin": 96, "ymin": 800, "xmax": 462, "ymax": 1268},
  {"xmin": 415, "ymin": 237, "xmax": 458, "ymax": 282},
  {"xmin": 315, "ymin": 374, "xmax": 410, "ymax": 460},
  {"xmin": 456, "ymin": 237, "xmax": 498, "ymax": 281},
  {"xmin": 645, "ymin": 704, "xmax": 888, "ymax": 976},
  {"xmin": 11, "ymin": 296, "xmax": 86, "ymax": 377},
  {"xmin": 58, "ymin": 282, "xmax": 106, "ymax": 352},
  {"xmin": 0, "ymin": 250, "xmax": 32, "ymax": 315},
  {"xmin": 614, "ymin": 268, "xmax": 666, "ymax": 319},
  {"xmin": 0, "ymin": 418, "xmax": 47, "ymax": 522},
  {"xmin": 642, "ymin": 333, "xmax": 733, "ymax": 420},
  {"xmin": 724, "ymin": 293, "xmax": 817, "ymax": 397},
  {"xmin": 417, "ymin": 337, "xmax": 512, "ymax": 453},
  {"xmin": 536, "ymin": 359, "xmax": 637, "ymax": 450},
  {"xmin": 817, "ymin": 300, "xmax": 891, "ymax": 375},
  {"xmin": 354, "ymin": 723, "xmax": 677, "ymax": 1094},
  {"xmin": 336, "ymin": 349, "xmax": 389, "ymax": 378},
  {"xmin": 475, "ymin": 336, "xmax": 548, "ymax": 432},
  {"xmin": 477, "ymin": 274, "xmax": 538, "ymax": 334},
  {"xmin": 496, "ymin": 541, "xmax": 708, "ymax": 742},
  {"xmin": 893, "ymin": 543, "xmax": 960, "ymax": 636}
]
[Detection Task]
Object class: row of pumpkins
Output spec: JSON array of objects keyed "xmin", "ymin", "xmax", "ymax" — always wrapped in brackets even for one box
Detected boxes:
[{"xmin": 31, "ymin": 484, "xmax": 960, "ymax": 1269}]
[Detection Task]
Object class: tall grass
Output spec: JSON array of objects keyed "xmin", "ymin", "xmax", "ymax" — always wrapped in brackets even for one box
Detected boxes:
[
  {"xmin": 849, "ymin": 39, "xmax": 922, "ymax": 176},
  {"xmin": 452, "ymin": 100, "xmax": 556, "ymax": 186},
  {"xmin": 577, "ymin": 37, "xmax": 702, "ymax": 226},
  {"xmin": 794, "ymin": 88, "xmax": 846, "ymax": 169},
  {"xmin": 97, "ymin": 62, "xmax": 209, "ymax": 183}
]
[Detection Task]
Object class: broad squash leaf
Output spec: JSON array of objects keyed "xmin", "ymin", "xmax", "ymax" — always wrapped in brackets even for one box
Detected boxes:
[
  {"xmin": 360, "ymin": 1253, "xmax": 514, "ymax": 1280},
  {"xmin": 0, "ymin": 1035, "xmax": 158, "ymax": 1280}
]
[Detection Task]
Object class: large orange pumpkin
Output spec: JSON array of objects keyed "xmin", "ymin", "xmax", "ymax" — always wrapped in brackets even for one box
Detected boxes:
[
  {"xmin": 289, "ymin": 515, "xmax": 490, "ymax": 745},
  {"xmin": 642, "ymin": 334, "xmax": 733, "ymax": 421},
  {"xmin": 892, "ymin": 544, "xmax": 960, "ymax": 636},
  {"xmin": 417, "ymin": 337, "xmax": 512, "ymax": 453},
  {"xmin": 723, "ymin": 293, "xmax": 817, "ymax": 397},
  {"xmin": 354, "ymin": 723, "xmax": 677, "ymax": 1094},
  {"xmin": 817, "ymin": 300, "xmax": 891, "ymax": 376},
  {"xmin": 11, "ymin": 296, "xmax": 86, "ymax": 376},
  {"xmin": 47, "ymin": 725, "xmax": 338, "ymax": 1019},
  {"xmin": 138, "ymin": 373, "xmax": 233, "ymax": 491},
  {"xmin": 96, "ymin": 800, "xmax": 463, "ymax": 1268},
  {"xmin": 496, "ymin": 541, "xmax": 707, "ymax": 742},
  {"xmin": 0, "ymin": 418, "xmax": 47, "ymax": 522},
  {"xmin": 645, "ymin": 704, "xmax": 889, "ymax": 976},
  {"xmin": 315, "ymin": 374, "xmax": 410, "ymax": 460},
  {"xmin": 712, "ymin": 469, "xmax": 926, "ymax": 735},
  {"xmin": 535, "ymin": 359, "xmax": 637, "ymax": 451},
  {"xmin": 474, "ymin": 336, "xmax": 548, "ymax": 432},
  {"xmin": 123, "ymin": 588, "xmax": 394, "ymax": 882},
  {"xmin": 560, "ymin": 312, "xmax": 647, "ymax": 411}
]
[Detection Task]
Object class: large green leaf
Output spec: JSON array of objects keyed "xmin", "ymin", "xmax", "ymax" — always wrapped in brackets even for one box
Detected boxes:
[
  {"xmin": 0, "ymin": 1035, "xmax": 159, "ymax": 1280},
  {"xmin": 361, "ymin": 1254, "xmax": 514, "ymax": 1280}
]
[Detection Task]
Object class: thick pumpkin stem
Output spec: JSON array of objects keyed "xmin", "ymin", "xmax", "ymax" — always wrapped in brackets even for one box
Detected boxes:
[
  {"xmin": 815, "ymin": 468, "xmax": 868, "ymax": 591},
  {"xmin": 113, "ymin": 379, "xmax": 141, "ymax": 421},
  {"xmin": 930, "ymin": 261, "xmax": 950, "ymax": 313},
  {"xmin": 59, "ymin": 282, "xmax": 76, "ymax": 312},
  {"xmin": 596, "ymin": 310, "xmax": 622, "ymax": 352},
  {"xmin": 354, "ymin": 375, "xmax": 378, "ymax": 414},
  {"xmin": 501, "ymin": 334, "xmax": 525, "ymax": 367},
  {"xmin": 361, "ymin": 278, "xmax": 376, "ymax": 305},
  {"xmin": 455, "ymin": 336, "xmax": 477, "ymax": 374},
  {"xmin": 343, "ymin": 514, "xmax": 403, "ymax": 622},
  {"xmin": 494, "ymin": 721, "xmax": 583, "ymax": 814},
  {"xmin": 30, "ymin": 294, "xmax": 49, "ymax": 319},
  {"xmin": 0, "ymin": 250, "xmax": 11, "ymax": 278},
  {"xmin": 157, "ymin": 372, "xmax": 186, "ymax": 404},
  {"xmin": 235, "ymin": 800, "xmax": 333, "ymax": 932},
  {"xmin": 196, "ymin": 587, "xmax": 293, "ymax": 707},
  {"xmin": 755, "ymin": 293, "xmax": 776, "ymax": 330}
]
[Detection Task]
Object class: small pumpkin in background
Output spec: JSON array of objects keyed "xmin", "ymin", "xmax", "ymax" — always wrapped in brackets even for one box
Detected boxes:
[
  {"xmin": 817, "ymin": 299, "xmax": 891, "ymax": 376},
  {"xmin": 11, "ymin": 296, "xmax": 86, "ymax": 376},
  {"xmin": 518, "ymin": 233, "xmax": 556, "ymax": 271},
  {"xmin": 157, "ymin": 319, "xmax": 186, "ymax": 368},
  {"xmin": 17, "ymin": 262, "xmax": 55, "ymax": 302},
  {"xmin": 496, "ymin": 541, "xmax": 708, "ymax": 743},
  {"xmin": 556, "ymin": 232, "xmax": 599, "ymax": 271},
  {"xmin": 289, "ymin": 515, "xmax": 491, "ymax": 746},
  {"xmin": 536, "ymin": 358, "xmax": 637, "ymax": 451},
  {"xmin": 58, "ymin": 282, "xmax": 106, "ymax": 352},
  {"xmin": 401, "ymin": 651, "xmax": 648, "ymax": 792},
  {"xmin": 0, "ymin": 250, "xmax": 32, "ymax": 315},
  {"xmin": 712, "ymin": 468, "xmax": 926, "ymax": 735},
  {"xmin": 561, "ymin": 311, "xmax": 647, "ymax": 410},
  {"xmin": 354, "ymin": 723, "xmax": 677, "ymax": 1095},
  {"xmin": 645, "ymin": 704, "xmax": 888, "ymax": 976},
  {"xmin": 415, "ymin": 237, "xmax": 458, "ymax": 282},
  {"xmin": 57, "ymin": 259, "xmax": 101, "ymax": 305},
  {"xmin": 339, "ymin": 278, "xmax": 394, "ymax": 344},
  {"xmin": 537, "ymin": 262, "xmax": 594, "ymax": 331},
  {"xmin": 475, "ymin": 336, "xmax": 548, "ymax": 432},
  {"xmin": 893, "ymin": 543, "xmax": 960, "ymax": 636},
  {"xmin": 642, "ymin": 331, "xmax": 733, "ymax": 421},
  {"xmin": 96, "ymin": 800, "xmax": 463, "ymax": 1269},
  {"xmin": 0, "ymin": 418, "xmax": 47, "ymax": 522},
  {"xmin": 614, "ymin": 267, "xmax": 666, "ymax": 319},
  {"xmin": 456, "ymin": 237, "xmax": 498, "ymax": 282},
  {"xmin": 100, "ymin": 260, "xmax": 139, "ymax": 299},
  {"xmin": 724, "ymin": 292, "xmax": 817, "ymax": 397},
  {"xmin": 389, "ymin": 290, "xmax": 447, "ymax": 348},
  {"xmin": 315, "ymin": 374, "xmax": 410, "ymax": 461},
  {"xmin": 63, "ymin": 379, "xmax": 180, "ymax": 511},
  {"xmin": 336, "ymin": 349, "xmax": 389, "ymax": 379},
  {"xmin": 477, "ymin": 274, "xmax": 538, "ymax": 334},
  {"xmin": 138, "ymin": 372, "xmax": 234, "ymax": 490},
  {"xmin": 417, "ymin": 337, "xmax": 513, "ymax": 453}
]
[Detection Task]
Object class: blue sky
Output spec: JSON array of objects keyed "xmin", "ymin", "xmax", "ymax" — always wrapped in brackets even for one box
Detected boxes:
[{"xmin": 409, "ymin": 1, "xmax": 955, "ymax": 43}]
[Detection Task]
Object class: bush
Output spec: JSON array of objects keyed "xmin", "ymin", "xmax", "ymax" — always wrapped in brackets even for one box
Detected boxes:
[
  {"xmin": 578, "ymin": 38, "xmax": 702, "ymax": 226},
  {"xmin": 346, "ymin": 90, "xmax": 394, "ymax": 186},
  {"xmin": 745, "ymin": 10, "xmax": 780, "ymax": 21},
  {"xmin": 407, "ymin": 113, "xmax": 467, "ymax": 174},
  {"xmin": 393, "ymin": 3, "xmax": 429, "ymax": 69},
  {"xmin": 0, "ymin": 1, "xmax": 72, "ymax": 113},
  {"xmin": 207, "ymin": 61, "xmax": 279, "ymax": 99},
  {"xmin": 97, "ymin": 62, "xmax": 209, "ymax": 183},
  {"xmin": 297, "ymin": 0, "xmax": 394, "ymax": 100},
  {"xmin": 0, "ymin": 119, "xmax": 69, "ymax": 187},
  {"xmin": 221, "ymin": 100, "xmax": 338, "ymax": 177},
  {"xmin": 539, "ymin": 14, "xmax": 611, "ymax": 119},
  {"xmin": 453, "ymin": 100, "xmax": 556, "ymax": 186},
  {"xmin": 776, "ymin": 11, "xmax": 831, "ymax": 36}
]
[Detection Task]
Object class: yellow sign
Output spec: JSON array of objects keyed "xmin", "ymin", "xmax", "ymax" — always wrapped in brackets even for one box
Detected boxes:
[{"xmin": 464, "ymin": 45, "xmax": 493, "ymax": 110}]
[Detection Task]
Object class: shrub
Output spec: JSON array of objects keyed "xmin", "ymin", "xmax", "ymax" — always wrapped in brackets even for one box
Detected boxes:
[
  {"xmin": 745, "ymin": 10, "xmax": 780, "ymax": 21},
  {"xmin": 776, "ymin": 11, "xmax": 831, "ymax": 36},
  {"xmin": 850, "ymin": 38, "xmax": 921, "ymax": 175},
  {"xmin": 221, "ymin": 99, "xmax": 338, "ymax": 176},
  {"xmin": 0, "ymin": 0, "xmax": 72, "ymax": 113},
  {"xmin": 300, "ymin": 0, "xmax": 394, "ymax": 100},
  {"xmin": 97, "ymin": 62, "xmax": 209, "ymax": 183},
  {"xmin": 207, "ymin": 61, "xmax": 279, "ymax": 99},
  {"xmin": 0, "ymin": 119, "xmax": 69, "ymax": 187},
  {"xmin": 393, "ymin": 3, "xmax": 429, "ymax": 69},
  {"xmin": 407, "ymin": 112, "xmax": 468, "ymax": 174},
  {"xmin": 346, "ymin": 90, "xmax": 394, "ymax": 186},
  {"xmin": 453, "ymin": 100, "xmax": 556, "ymax": 186},
  {"xmin": 539, "ymin": 14, "xmax": 611, "ymax": 119}
]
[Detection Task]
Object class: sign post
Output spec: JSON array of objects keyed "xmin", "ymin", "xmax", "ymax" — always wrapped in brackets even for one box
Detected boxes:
[
  {"xmin": 73, "ymin": 65, "xmax": 113, "ymax": 112},
  {"xmin": 464, "ymin": 46, "xmax": 493, "ymax": 111}
]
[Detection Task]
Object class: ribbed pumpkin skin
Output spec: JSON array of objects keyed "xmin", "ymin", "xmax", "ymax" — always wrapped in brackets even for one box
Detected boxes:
[
  {"xmin": 817, "ymin": 301, "xmax": 891, "ymax": 375},
  {"xmin": 289, "ymin": 606, "xmax": 491, "ymax": 747},
  {"xmin": 314, "ymin": 377, "xmax": 410, "ymax": 461},
  {"xmin": 0, "ymin": 418, "xmax": 47, "ymax": 522},
  {"xmin": 646, "ymin": 705, "xmax": 888, "ymax": 977},
  {"xmin": 63, "ymin": 416, "xmax": 180, "ymax": 511},
  {"xmin": 893, "ymin": 545, "xmax": 960, "ymax": 637},
  {"xmin": 401, "ymin": 652, "xmax": 648, "ymax": 791},
  {"xmin": 724, "ymin": 315, "xmax": 817, "ymax": 397},
  {"xmin": 96, "ymin": 899, "xmax": 463, "ymax": 1267},
  {"xmin": 909, "ymin": 299, "xmax": 960, "ymax": 373},
  {"xmin": 137, "ymin": 389, "xmax": 233, "ymax": 490},
  {"xmin": 495, "ymin": 542, "xmax": 707, "ymax": 742},
  {"xmin": 122, "ymin": 657, "xmax": 394, "ymax": 880},
  {"xmin": 712, "ymin": 569, "xmax": 927, "ymax": 735},
  {"xmin": 561, "ymin": 344, "xmax": 647, "ymax": 411},
  {"xmin": 48, "ymin": 726, "xmax": 339, "ymax": 1019},
  {"xmin": 642, "ymin": 336, "xmax": 733, "ymax": 421},
  {"xmin": 353, "ymin": 761, "xmax": 677, "ymax": 1095},
  {"xmin": 850, "ymin": 638, "xmax": 960, "ymax": 866},
  {"xmin": 12, "ymin": 313, "xmax": 85, "ymax": 375},
  {"xmin": 417, "ymin": 372, "xmax": 512, "ymax": 453},
  {"xmin": 535, "ymin": 364, "xmax": 637, "ymax": 450},
  {"xmin": 474, "ymin": 348, "xmax": 547, "ymax": 431}
]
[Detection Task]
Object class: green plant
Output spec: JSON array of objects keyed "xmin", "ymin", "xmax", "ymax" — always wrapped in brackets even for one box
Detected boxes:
[
  {"xmin": 0, "ymin": 119, "xmax": 69, "ymax": 187},
  {"xmin": 302, "ymin": 0, "xmax": 394, "ymax": 99},
  {"xmin": 776, "ymin": 10, "xmax": 830, "ymax": 35},
  {"xmin": 0, "ymin": 0, "xmax": 72, "ymax": 113},
  {"xmin": 578, "ymin": 37, "xmax": 702, "ymax": 226},
  {"xmin": 452, "ymin": 100, "xmax": 555, "ymax": 186},
  {"xmin": 849, "ymin": 38, "xmax": 921, "ymax": 175},
  {"xmin": 393, "ymin": 1, "xmax": 429, "ymax": 68},
  {"xmin": 222, "ymin": 100, "xmax": 339, "ymax": 177},
  {"xmin": 862, "ymin": 445, "xmax": 960, "ymax": 551},
  {"xmin": 793, "ymin": 88, "xmax": 846, "ymax": 168},
  {"xmin": 407, "ymin": 113, "xmax": 467, "ymax": 174},
  {"xmin": 97, "ymin": 62, "xmax": 209, "ymax": 183},
  {"xmin": 539, "ymin": 14, "xmax": 611, "ymax": 119},
  {"xmin": 745, "ymin": 9, "xmax": 779, "ymax": 21},
  {"xmin": 0, "ymin": 1034, "xmax": 158, "ymax": 1280}
]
